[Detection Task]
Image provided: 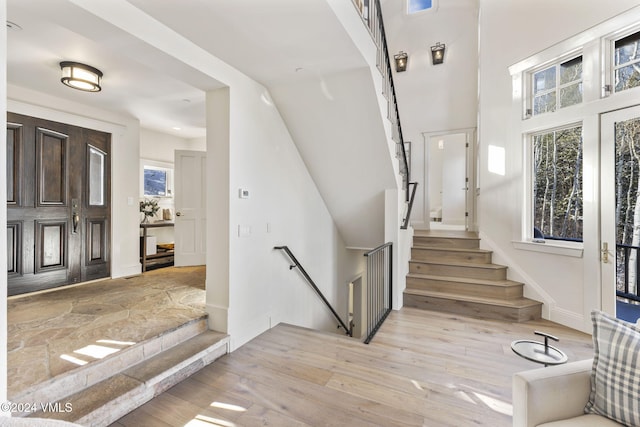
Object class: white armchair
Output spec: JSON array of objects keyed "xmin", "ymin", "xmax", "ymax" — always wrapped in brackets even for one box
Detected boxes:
[
  {"xmin": 512, "ymin": 358, "xmax": 623, "ymax": 426},
  {"xmin": 513, "ymin": 315, "xmax": 640, "ymax": 427}
]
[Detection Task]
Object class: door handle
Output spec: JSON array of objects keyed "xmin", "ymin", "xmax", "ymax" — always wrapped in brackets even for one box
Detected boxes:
[
  {"xmin": 71, "ymin": 198, "xmax": 80, "ymax": 233},
  {"xmin": 72, "ymin": 211, "xmax": 80, "ymax": 233},
  {"xmin": 601, "ymin": 242, "xmax": 609, "ymax": 263},
  {"xmin": 176, "ymin": 212, "xmax": 182, "ymax": 217}
]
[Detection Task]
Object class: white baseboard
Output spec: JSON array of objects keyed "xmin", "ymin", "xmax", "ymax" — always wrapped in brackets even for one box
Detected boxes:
[
  {"xmin": 550, "ymin": 306, "xmax": 590, "ymax": 334},
  {"xmin": 206, "ymin": 303, "xmax": 229, "ymax": 335},
  {"xmin": 111, "ymin": 263, "xmax": 143, "ymax": 279}
]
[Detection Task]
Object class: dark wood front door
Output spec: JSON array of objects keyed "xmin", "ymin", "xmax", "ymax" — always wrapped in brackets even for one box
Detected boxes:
[{"xmin": 7, "ymin": 113, "xmax": 111, "ymax": 296}]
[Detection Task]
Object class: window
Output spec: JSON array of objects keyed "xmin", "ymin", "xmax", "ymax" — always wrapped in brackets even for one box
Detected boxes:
[
  {"xmin": 88, "ymin": 146, "xmax": 106, "ymax": 206},
  {"xmin": 408, "ymin": 0, "xmax": 434, "ymax": 14},
  {"xmin": 532, "ymin": 125, "xmax": 583, "ymax": 241},
  {"xmin": 614, "ymin": 31, "xmax": 640, "ymax": 93},
  {"xmin": 141, "ymin": 162, "xmax": 173, "ymax": 198},
  {"xmin": 531, "ymin": 56, "xmax": 583, "ymax": 116}
]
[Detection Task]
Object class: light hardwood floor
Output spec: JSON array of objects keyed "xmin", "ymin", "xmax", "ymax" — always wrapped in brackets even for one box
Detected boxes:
[{"xmin": 111, "ymin": 308, "xmax": 594, "ymax": 427}]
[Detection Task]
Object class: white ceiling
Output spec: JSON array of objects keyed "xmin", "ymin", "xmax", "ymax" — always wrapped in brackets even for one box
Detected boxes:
[{"xmin": 6, "ymin": 0, "xmax": 367, "ymax": 139}]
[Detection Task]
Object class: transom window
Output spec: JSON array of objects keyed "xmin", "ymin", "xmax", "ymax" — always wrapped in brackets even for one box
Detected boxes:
[
  {"xmin": 531, "ymin": 56, "xmax": 583, "ymax": 116},
  {"xmin": 408, "ymin": 0, "xmax": 433, "ymax": 14},
  {"xmin": 614, "ymin": 31, "xmax": 640, "ymax": 93},
  {"xmin": 532, "ymin": 125, "xmax": 583, "ymax": 241}
]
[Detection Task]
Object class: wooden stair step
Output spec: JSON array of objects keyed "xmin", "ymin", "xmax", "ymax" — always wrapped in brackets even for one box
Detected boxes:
[
  {"xmin": 406, "ymin": 272, "xmax": 520, "ymax": 287},
  {"xmin": 405, "ymin": 288, "xmax": 540, "ymax": 308},
  {"xmin": 406, "ymin": 273, "xmax": 524, "ymax": 299},
  {"xmin": 410, "ymin": 259, "xmax": 506, "ymax": 269},
  {"xmin": 409, "ymin": 259, "xmax": 507, "ymax": 280},
  {"xmin": 413, "ymin": 229, "xmax": 479, "ymax": 238},
  {"xmin": 403, "ymin": 289, "xmax": 542, "ymax": 322},
  {"xmin": 30, "ymin": 330, "xmax": 229, "ymax": 426},
  {"xmin": 411, "ymin": 246, "xmax": 493, "ymax": 264},
  {"xmin": 413, "ymin": 230, "xmax": 480, "ymax": 250},
  {"xmin": 412, "ymin": 245, "xmax": 490, "ymax": 252}
]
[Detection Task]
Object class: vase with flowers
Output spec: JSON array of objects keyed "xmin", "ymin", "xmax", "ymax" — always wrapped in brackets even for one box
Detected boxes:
[{"xmin": 140, "ymin": 198, "xmax": 160, "ymax": 223}]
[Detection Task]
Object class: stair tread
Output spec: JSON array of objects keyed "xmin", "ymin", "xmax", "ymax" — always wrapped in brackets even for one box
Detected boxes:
[
  {"xmin": 125, "ymin": 330, "xmax": 228, "ymax": 384},
  {"xmin": 32, "ymin": 330, "xmax": 229, "ymax": 423},
  {"xmin": 409, "ymin": 259, "xmax": 506, "ymax": 269},
  {"xmin": 406, "ymin": 273, "xmax": 522, "ymax": 287},
  {"xmin": 403, "ymin": 288, "xmax": 542, "ymax": 308},
  {"xmin": 412, "ymin": 246, "xmax": 492, "ymax": 254},
  {"xmin": 413, "ymin": 229, "xmax": 479, "ymax": 239}
]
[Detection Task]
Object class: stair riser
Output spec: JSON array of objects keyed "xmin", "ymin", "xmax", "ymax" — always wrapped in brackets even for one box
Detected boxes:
[
  {"xmin": 413, "ymin": 236, "xmax": 479, "ymax": 249},
  {"xmin": 11, "ymin": 316, "xmax": 208, "ymax": 414},
  {"xmin": 78, "ymin": 383, "xmax": 152, "ymax": 427},
  {"xmin": 406, "ymin": 277, "xmax": 523, "ymax": 299},
  {"xmin": 411, "ymin": 248, "xmax": 492, "ymax": 265},
  {"xmin": 409, "ymin": 262, "xmax": 507, "ymax": 281},
  {"xmin": 403, "ymin": 293, "xmax": 541, "ymax": 322}
]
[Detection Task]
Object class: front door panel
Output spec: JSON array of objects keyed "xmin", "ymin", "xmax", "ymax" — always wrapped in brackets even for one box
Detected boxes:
[{"xmin": 7, "ymin": 113, "xmax": 111, "ymax": 295}]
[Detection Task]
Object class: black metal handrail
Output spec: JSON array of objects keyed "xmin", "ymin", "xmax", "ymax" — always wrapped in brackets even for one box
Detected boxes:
[
  {"xmin": 401, "ymin": 182, "xmax": 418, "ymax": 230},
  {"xmin": 354, "ymin": 0, "xmax": 413, "ymax": 207},
  {"xmin": 274, "ymin": 246, "xmax": 353, "ymax": 336},
  {"xmin": 363, "ymin": 242, "xmax": 393, "ymax": 344},
  {"xmin": 616, "ymin": 243, "xmax": 640, "ymax": 303}
]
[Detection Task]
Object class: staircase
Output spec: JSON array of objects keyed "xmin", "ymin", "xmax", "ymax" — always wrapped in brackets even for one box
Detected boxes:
[
  {"xmin": 18, "ymin": 316, "xmax": 228, "ymax": 426},
  {"xmin": 403, "ymin": 230, "xmax": 542, "ymax": 322}
]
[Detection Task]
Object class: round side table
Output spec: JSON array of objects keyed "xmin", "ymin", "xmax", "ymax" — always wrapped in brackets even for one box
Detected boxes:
[{"xmin": 511, "ymin": 331, "xmax": 568, "ymax": 367}]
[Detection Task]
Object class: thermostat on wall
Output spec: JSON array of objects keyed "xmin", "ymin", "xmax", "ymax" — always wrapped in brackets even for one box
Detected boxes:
[{"xmin": 239, "ymin": 188, "xmax": 250, "ymax": 199}]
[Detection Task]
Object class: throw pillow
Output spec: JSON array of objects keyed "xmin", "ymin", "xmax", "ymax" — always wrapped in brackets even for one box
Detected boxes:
[{"xmin": 584, "ymin": 310, "xmax": 640, "ymax": 426}]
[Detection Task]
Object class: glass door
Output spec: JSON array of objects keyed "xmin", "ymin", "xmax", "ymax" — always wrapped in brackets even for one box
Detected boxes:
[{"xmin": 601, "ymin": 105, "xmax": 640, "ymax": 322}]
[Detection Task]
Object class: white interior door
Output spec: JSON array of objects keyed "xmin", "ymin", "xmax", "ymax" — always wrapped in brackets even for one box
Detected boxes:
[
  {"xmin": 441, "ymin": 133, "xmax": 467, "ymax": 226},
  {"xmin": 600, "ymin": 105, "xmax": 640, "ymax": 316},
  {"xmin": 174, "ymin": 150, "xmax": 206, "ymax": 266}
]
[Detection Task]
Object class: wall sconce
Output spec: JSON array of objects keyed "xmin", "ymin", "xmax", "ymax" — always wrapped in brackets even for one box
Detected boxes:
[
  {"xmin": 430, "ymin": 42, "xmax": 446, "ymax": 65},
  {"xmin": 60, "ymin": 61, "xmax": 103, "ymax": 92},
  {"xmin": 394, "ymin": 51, "xmax": 408, "ymax": 72}
]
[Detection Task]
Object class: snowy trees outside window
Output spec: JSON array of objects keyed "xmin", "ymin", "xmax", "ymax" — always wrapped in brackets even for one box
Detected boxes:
[{"xmin": 532, "ymin": 125, "xmax": 583, "ymax": 241}]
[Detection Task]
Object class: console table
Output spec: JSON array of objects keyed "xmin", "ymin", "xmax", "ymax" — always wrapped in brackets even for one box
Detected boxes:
[{"xmin": 140, "ymin": 222, "xmax": 174, "ymax": 272}]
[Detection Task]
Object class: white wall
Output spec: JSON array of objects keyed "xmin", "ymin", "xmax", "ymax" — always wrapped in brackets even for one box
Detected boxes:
[
  {"xmin": 478, "ymin": 0, "xmax": 640, "ymax": 331},
  {"xmin": 269, "ymin": 67, "xmax": 395, "ymax": 249},
  {"xmin": 186, "ymin": 136, "xmax": 206, "ymax": 151},
  {"xmin": 381, "ymin": 0, "xmax": 480, "ymax": 228},
  {"xmin": 140, "ymin": 128, "xmax": 191, "ymax": 163},
  {"xmin": 206, "ymin": 81, "xmax": 365, "ymax": 350}
]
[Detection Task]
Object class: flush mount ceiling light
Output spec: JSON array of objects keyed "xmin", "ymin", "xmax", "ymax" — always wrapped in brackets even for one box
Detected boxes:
[
  {"xmin": 394, "ymin": 51, "xmax": 408, "ymax": 72},
  {"xmin": 430, "ymin": 42, "xmax": 446, "ymax": 65},
  {"xmin": 60, "ymin": 61, "xmax": 103, "ymax": 92}
]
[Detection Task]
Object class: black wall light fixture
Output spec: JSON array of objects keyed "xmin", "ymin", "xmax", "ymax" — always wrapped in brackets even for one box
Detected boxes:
[
  {"xmin": 430, "ymin": 42, "xmax": 445, "ymax": 65},
  {"xmin": 394, "ymin": 51, "xmax": 408, "ymax": 72}
]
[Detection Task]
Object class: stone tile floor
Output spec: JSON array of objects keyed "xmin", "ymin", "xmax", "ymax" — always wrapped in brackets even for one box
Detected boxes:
[{"xmin": 7, "ymin": 266, "xmax": 206, "ymax": 399}]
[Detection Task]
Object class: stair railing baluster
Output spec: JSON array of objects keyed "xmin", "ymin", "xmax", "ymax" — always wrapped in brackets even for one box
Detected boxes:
[{"xmin": 363, "ymin": 242, "xmax": 393, "ymax": 344}]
